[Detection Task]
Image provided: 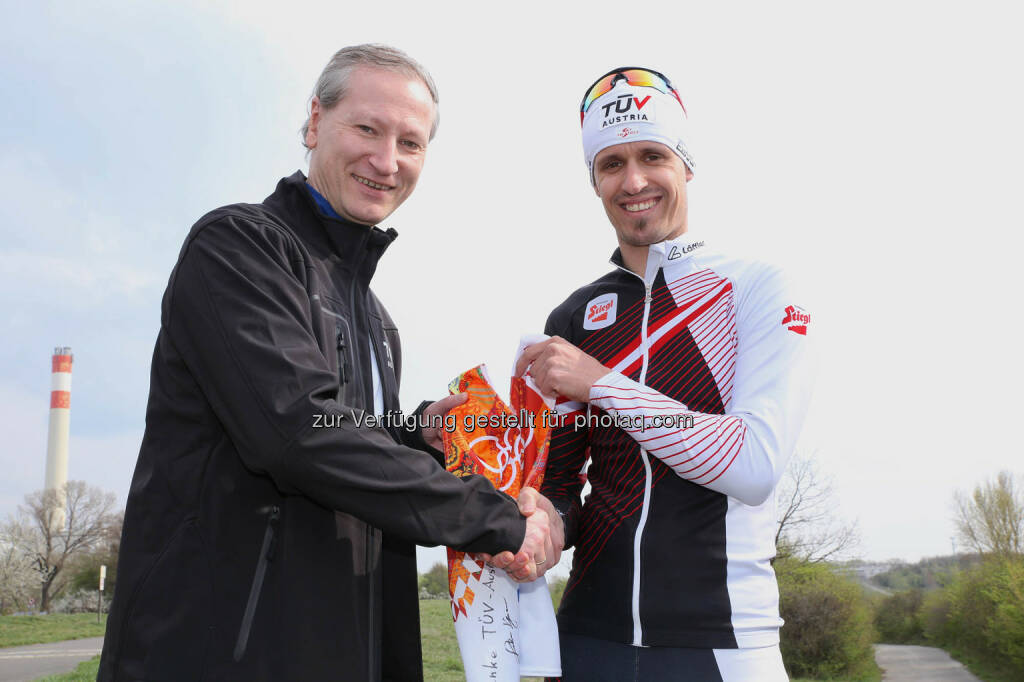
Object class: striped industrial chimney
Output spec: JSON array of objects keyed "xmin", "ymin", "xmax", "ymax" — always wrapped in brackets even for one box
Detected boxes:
[{"xmin": 44, "ymin": 346, "xmax": 73, "ymax": 531}]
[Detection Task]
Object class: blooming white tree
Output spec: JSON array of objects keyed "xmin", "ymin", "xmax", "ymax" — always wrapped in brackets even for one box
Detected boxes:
[
  {"xmin": 1, "ymin": 481, "xmax": 117, "ymax": 611},
  {"xmin": 0, "ymin": 536, "xmax": 36, "ymax": 613}
]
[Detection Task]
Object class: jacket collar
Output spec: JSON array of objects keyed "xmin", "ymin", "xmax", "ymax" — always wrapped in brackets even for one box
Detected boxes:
[
  {"xmin": 610, "ymin": 233, "xmax": 707, "ymax": 284},
  {"xmin": 264, "ymin": 171, "xmax": 398, "ymax": 280}
]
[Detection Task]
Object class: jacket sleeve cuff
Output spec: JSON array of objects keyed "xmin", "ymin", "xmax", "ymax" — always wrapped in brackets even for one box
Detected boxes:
[
  {"xmin": 552, "ymin": 499, "xmax": 579, "ymax": 550},
  {"xmin": 398, "ymin": 400, "xmax": 445, "ymax": 466}
]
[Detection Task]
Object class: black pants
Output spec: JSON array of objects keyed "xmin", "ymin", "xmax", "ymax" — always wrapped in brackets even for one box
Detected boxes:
[{"xmin": 550, "ymin": 632, "xmax": 788, "ymax": 682}]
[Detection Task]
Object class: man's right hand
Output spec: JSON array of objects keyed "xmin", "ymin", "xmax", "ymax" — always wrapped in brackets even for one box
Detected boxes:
[{"xmin": 481, "ymin": 487, "xmax": 562, "ymax": 582}]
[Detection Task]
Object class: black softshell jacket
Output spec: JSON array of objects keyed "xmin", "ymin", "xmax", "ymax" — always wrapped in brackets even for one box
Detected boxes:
[{"xmin": 98, "ymin": 172, "xmax": 526, "ymax": 681}]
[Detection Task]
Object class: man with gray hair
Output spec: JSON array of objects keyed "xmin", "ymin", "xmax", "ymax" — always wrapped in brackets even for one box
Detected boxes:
[{"xmin": 98, "ymin": 44, "xmax": 558, "ymax": 682}]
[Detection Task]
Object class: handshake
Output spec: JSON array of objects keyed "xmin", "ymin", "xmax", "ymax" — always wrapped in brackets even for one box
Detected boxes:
[
  {"xmin": 423, "ymin": 335, "xmax": 610, "ymax": 583},
  {"xmin": 479, "ymin": 486, "xmax": 565, "ymax": 582}
]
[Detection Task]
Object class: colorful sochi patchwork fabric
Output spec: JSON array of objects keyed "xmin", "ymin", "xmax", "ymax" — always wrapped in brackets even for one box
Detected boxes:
[{"xmin": 441, "ymin": 341, "xmax": 560, "ymax": 681}]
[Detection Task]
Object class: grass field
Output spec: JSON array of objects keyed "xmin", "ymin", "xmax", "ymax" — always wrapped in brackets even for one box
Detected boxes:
[
  {"xmin": 11, "ymin": 605, "xmax": 872, "ymax": 681},
  {"xmin": 420, "ymin": 598, "xmax": 469, "ymax": 682},
  {"xmin": 17, "ymin": 603, "xmax": 536, "ymax": 682},
  {"xmin": 0, "ymin": 614, "xmax": 106, "ymax": 649}
]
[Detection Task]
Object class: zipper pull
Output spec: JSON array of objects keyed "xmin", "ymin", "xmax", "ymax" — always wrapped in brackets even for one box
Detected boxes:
[
  {"xmin": 266, "ymin": 506, "xmax": 280, "ymax": 562},
  {"xmin": 644, "ymin": 284, "xmax": 653, "ymax": 304},
  {"xmin": 336, "ymin": 329, "xmax": 349, "ymax": 384}
]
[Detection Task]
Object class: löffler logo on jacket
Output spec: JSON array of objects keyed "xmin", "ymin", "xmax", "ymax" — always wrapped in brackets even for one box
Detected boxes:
[
  {"xmin": 584, "ymin": 293, "xmax": 618, "ymax": 330},
  {"xmin": 601, "ymin": 94, "xmax": 652, "ymax": 128},
  {"xmin": 667, "ymin": 241, "xmax": 704, "ymax": 261},
  {"xmin": 782, "ymin": 305, "xmax": 811, "ymax": 335}
]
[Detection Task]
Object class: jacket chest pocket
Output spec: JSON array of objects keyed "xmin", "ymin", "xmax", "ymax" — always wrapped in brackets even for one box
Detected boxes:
[{"xmin": 320, "ymin": 307, "xmax": 358, "ymax": 407}]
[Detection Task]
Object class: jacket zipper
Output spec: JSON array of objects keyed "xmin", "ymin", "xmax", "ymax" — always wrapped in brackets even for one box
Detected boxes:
[
  {"xmin": 612, "ymin": 256, "xmax": 657, "ymax": 646},
  {"xmin": 632, "ymin": 282, "xmax": 654, "ymax": 647},
  {"xmin": 349, "ymin": 246, "xmax": 369, "ymax": 410},
  {"xmin": 366, "ymin": 523, "xmax": 377, "ymax": 680},
  {"xmin": 233, "ymin": 505, "xmax": 280, "ymax": 662},
  {"xmin": 319, "ymin": 286, "xmax": 381, "ymax": 676}
]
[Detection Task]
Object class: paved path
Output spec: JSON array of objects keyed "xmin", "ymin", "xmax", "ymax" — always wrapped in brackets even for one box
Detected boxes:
[
  {"xmin": 859, "ymin": 578, "xmax": 894, "ymax": 597},
  {"xmin": 0, "ymin": 637, "xmax": 102, "ymax": 682},
  {"xmin": 875, "ymin": 644, "xmax": 981, "ymax": 681},
  {"xmin": 1, "ymin": 640, "xmax": 979, "ymax": 682}
]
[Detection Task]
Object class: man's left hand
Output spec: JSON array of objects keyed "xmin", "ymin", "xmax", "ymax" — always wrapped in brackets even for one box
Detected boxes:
[
  {"xmin": 514, "ymin": 336, "xmax": 610, "ymax": 403},
  {"xmin": 420, "ymin": 393, "xmax": 467, "ymax": 450}
]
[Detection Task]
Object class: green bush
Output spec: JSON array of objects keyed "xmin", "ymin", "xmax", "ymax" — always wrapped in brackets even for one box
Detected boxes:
[
  {"xmin": 920, "ymin": 586, "xmax": 954, "ymax": 644},
  {"xmin": 873, "ymin": 589, "xmax": 924, "ymax": 643},
  {"xmin": 947, "ymin": 561, "xmax": 998, "ymax": 658},
  {"xmin": 69, "ymin": 556, "xmax": 116, "ymax": 596},
  {"xmin": 547, "ymin": 575, "xmax": 567, "ymax": 609},
  {"xmin": 776, "ymin": 558, "xmax": 878, "ymax": 679},
  {"xmin": 985, "ymin": 558, "xmax": 1024, "ymax": 669},
  {"xmin": 922, "ymin": 556, "xmax": 1024, "ymax": 681},
  {"xmin": 419, "ymin": 562, "xmax": 449, "ymax": 598}
]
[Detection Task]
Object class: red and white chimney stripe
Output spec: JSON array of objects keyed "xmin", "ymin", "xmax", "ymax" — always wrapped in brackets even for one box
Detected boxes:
[
  {"xmin": 45, "ymin": 347, "xmax": 72, "ymax": 531},
  {"xmin": 50, "ymin": 351, "xmax": 73, "ymax": 408}
]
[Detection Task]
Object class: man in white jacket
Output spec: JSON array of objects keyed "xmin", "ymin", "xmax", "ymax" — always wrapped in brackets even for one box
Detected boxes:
[{"xmin": 516, "ymin": 66, "xmax": 816, "ymax": 681}]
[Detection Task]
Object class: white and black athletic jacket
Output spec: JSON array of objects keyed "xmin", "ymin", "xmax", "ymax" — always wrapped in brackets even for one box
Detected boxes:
[{"xmin": 540, "ymin": 234, "xmax": 815, "ymax": 649}]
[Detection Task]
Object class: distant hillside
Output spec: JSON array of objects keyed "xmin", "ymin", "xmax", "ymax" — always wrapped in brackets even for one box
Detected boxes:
[{"xmin": 857, "ymin": 554, "xmax": 983, "ymax": 592}]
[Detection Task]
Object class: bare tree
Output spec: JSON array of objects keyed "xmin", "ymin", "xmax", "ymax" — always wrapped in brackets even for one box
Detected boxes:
[
  {"xmin": 954, "ymin": 471, "xmax": 1023, "ymax": 557},
  {"xmin": 776, "ymin": 453, "xmax": 860, "ymax": 563},
  {"xmin": 1, "ymin": 481, "xmax": 117, "ymax": 611}
]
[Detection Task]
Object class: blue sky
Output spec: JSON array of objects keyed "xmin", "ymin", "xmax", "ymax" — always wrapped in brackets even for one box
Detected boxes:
[
  {"xmin": 2, "ymin": 0, "xmax": 1023, "ymax": 575},
  {"xmin": 1, "ymin": 1, "xmax": 299, "ymax": 510}
]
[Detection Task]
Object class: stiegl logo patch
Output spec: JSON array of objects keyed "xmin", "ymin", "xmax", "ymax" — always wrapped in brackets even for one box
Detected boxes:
[
  {"xmin": 782, "ymin": 305, "xmax": 811, "ymax": 335},
  {"xmin": 584, "ymin": 293, "xmax": 618, "ymax": 330}
]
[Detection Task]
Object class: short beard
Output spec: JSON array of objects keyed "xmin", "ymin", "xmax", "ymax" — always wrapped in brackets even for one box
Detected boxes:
[{"xmin": 617, "ymin": 218, "xmax": 652, "ymax": 248}]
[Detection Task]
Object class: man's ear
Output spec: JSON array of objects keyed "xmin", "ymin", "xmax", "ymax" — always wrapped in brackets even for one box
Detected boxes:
[
  {"xmin": 685, "ymin": 167, "xmax": 694, "ymax": 182},
  {"xmin": 305, "ymin": 97, "xmax": 321, "ymax": 149}
]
